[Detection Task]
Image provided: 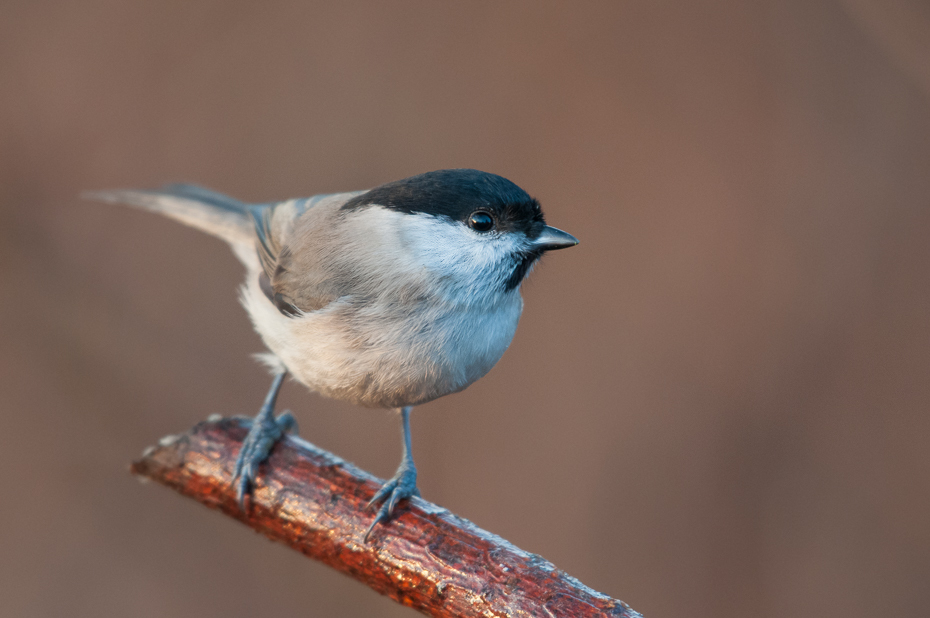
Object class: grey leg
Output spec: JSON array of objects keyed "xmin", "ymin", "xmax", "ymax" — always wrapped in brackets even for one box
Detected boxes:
[
  {"xmin": 365, "ymin": 406, "xmax": 420, "ymax": 541},
  {"xmin": 232, "ymin": 371, "xmax": 298, "ymax": 511}
]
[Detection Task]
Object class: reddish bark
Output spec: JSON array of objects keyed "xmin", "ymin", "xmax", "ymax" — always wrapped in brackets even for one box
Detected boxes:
[{"xmin": 131, "ymin": 418, "xmax": 641, "ymax": 618}]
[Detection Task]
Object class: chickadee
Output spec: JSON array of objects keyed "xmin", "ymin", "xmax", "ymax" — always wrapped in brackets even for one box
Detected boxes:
[{"xmin": 89, "ymin": 169, "xmax": 577, "ymax": 539}]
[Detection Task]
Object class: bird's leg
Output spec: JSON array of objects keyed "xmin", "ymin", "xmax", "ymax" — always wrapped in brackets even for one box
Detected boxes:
[
  {"xmin": 231, "ymin": 371, "xmax": 297, "ymax": 511},
  {"xmin": 365, "ymin": 406, "xmax": 420, "ymax": 541}
]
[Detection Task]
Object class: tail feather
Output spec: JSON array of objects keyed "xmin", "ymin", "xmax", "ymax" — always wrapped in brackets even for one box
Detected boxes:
[
  {"xmin": 85, "ymin": 184, "xmax": 255, "ymax": 246},
  {"xmin": 158, "ymin": 183, "xmax": 249, "ymax": 213}
]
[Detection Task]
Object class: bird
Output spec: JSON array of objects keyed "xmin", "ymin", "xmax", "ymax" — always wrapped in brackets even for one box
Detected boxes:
[{"xmin": 88, "ymin": 169, "xmax": 578, "ymax": 540}]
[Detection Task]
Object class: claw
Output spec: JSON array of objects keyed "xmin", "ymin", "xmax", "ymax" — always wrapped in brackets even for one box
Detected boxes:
[
  {"xmin": 364, "ymin": 463, "xmax": 419, "ymax": 542},
  {"xmin": 235, "ymin": 471, "xmax": 251, "ymax": 510}
]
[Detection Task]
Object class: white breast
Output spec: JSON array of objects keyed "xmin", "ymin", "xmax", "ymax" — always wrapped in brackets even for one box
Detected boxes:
[{"xmin": 241, "ymin": 273, "xmax": 522, "ymax": 408}]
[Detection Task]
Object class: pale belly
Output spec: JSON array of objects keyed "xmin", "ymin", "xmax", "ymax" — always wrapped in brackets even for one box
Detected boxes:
[{"xmin": 241, "ymin": 276, "xmax": 523, "ymax": 409}]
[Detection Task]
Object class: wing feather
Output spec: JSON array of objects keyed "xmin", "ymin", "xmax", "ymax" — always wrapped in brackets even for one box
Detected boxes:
[{"xmin": 253, "ymin": 192, "xmax": 364, "ymax": 317}]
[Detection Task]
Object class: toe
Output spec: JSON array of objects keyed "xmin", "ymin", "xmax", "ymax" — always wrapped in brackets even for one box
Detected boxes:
[
  {"xmin": 386, "ymin": 489, "xmax": 403, "ymax": 517},
  {"xmin": 367, "ymin": 479, "xmax": 397, "ymax": 510}
]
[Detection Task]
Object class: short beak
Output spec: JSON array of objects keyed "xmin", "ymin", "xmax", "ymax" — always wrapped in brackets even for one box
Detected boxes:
[{"xmin": 531, "ymin": 225, "xmax": 579, "ymax": 251}]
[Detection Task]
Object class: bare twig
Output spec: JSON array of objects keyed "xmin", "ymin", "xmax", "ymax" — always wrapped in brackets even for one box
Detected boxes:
[{"xmin": 131, "ymin": 417, "xmax": 641, "ymax": 618}]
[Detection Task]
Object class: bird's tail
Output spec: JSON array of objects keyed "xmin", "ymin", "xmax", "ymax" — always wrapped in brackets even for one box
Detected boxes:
[{"xmin": 85, "ymin": 184, "xmax": 256, "ymax": 247}]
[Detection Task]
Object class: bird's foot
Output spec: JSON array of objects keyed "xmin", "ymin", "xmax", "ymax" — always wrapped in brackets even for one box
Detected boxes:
[
  {"xmin": 231, "ymin": 410, "xmax": 298, "ymax": 511},
  {"xmin": 364, "ymin": 461, "xmax": 420, "ymax": 542}
]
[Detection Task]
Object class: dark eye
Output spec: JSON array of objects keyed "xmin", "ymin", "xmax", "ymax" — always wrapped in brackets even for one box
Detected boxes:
[{"xmin": 467, "ymin": 211, "xmax": 495, "ymax": 232}]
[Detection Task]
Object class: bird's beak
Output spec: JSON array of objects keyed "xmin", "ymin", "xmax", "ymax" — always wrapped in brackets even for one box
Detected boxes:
[{"xmin": 531, "ymin": 225, "xmax": 579, "ymax": 251}]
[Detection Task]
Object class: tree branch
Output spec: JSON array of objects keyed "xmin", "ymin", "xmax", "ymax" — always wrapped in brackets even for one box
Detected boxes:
[{"xmin": 130, "ymin": 417, "xmax": 641, "ymax": 618}]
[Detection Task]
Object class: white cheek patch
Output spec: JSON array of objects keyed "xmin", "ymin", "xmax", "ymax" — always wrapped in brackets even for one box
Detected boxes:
[{"xmin": 387, "ymin": 211, "xmax": 528, "ymax": 300}]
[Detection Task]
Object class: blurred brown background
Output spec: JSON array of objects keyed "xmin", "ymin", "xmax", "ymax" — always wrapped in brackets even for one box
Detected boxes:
[{"xmin": 2, "ymin": 1, "xmax": 929, "ymax": 617}]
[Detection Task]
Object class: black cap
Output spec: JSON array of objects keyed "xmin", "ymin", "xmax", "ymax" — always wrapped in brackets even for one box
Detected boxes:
[{"xmin": 342, "ymin": 169, "xmax": 546, "ymax": 238}]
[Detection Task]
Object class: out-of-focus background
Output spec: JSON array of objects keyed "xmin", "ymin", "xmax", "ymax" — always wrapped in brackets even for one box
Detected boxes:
[{"xmin": 2, "ymin": 1, "xmax": 929, "ymax": 617}]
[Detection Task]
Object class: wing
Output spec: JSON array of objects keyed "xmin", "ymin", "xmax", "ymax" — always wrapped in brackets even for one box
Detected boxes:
[{"xmin": 254, "ymin": 192, "xmax": 365, "ymax": 317}]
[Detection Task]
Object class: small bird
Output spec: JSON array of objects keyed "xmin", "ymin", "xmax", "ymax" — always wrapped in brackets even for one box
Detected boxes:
[{"xmin": 89, "ymin": 169, "xmax": 577, "ymax": 539}]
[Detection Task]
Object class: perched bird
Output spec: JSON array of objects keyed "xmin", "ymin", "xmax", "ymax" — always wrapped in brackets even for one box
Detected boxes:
[{"xmin": 89, "ymin": 169, "xmax": 578, "ymax": 539}]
